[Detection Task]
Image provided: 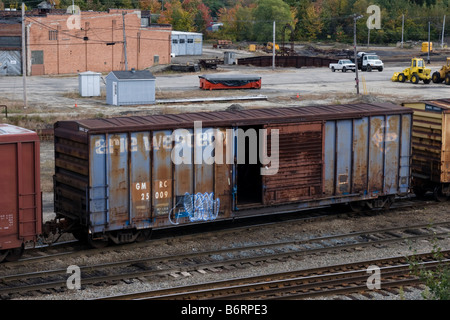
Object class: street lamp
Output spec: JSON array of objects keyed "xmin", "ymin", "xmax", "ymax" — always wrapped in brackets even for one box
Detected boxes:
[{"xmin": 354, "ymin": 14, "xmax": 363, "ymax": 95}]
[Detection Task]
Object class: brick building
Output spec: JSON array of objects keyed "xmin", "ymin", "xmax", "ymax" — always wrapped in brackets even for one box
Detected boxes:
[{"xmin": 0, "ymin": 8, "xmax": 172, "ymax": 75}]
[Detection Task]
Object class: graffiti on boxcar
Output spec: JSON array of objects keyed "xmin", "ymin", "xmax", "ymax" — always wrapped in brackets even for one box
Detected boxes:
[
  {"xmin": 169, "ymin": 192, "xmax": 220, "ymax": 225},
  {"xmin": 371, "ymin": 126, "xmax": 398, "ymax": 153}
]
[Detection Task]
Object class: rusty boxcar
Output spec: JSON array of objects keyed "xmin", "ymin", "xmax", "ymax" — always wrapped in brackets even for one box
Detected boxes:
[
  {"xmin": 0, "ymin": 124, "xmax": 42, "ymax": 262},
  {"xmin": 53, "ymin": 103, "xmax": 413, "ymax": 247},
  {"xmin": 402, "ymin": 99, "xmax": 450, "ymax": 201}
]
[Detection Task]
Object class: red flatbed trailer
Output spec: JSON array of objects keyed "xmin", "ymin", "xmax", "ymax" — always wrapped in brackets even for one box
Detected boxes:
[{"xmin": 199, "ymin": 74, "xmax": 261, "ymax": 90}]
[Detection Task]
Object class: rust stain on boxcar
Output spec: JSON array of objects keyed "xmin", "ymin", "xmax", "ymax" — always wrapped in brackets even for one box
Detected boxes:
[
  {"xmin": 352, "ymin": 118, "xmax": 369, "ymax": 193},
  {"xmin": 108, "ymin": 134, "xmax": 128, "ymax": 226},
  {"xmin": 263, "ymin": 122, "xmax": 323, "ymax": 204}
]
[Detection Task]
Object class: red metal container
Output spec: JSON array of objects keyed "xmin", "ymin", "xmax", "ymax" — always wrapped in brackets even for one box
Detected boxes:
[
  {"xmin": 0, "ymin": 124, "xmax": 41, "ymax": 262},
  {"xmin": 199, "ymin": 74, "xmax": 261, "ymax": 90}
]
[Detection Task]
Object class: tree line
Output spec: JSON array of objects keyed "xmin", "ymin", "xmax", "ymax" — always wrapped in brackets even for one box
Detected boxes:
[{"xmin": 2, "ymin": 0, "xmax": 449, "ymax": 45}]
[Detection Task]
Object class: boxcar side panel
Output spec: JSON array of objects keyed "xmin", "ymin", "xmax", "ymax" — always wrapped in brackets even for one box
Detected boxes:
[
  {"xmin": 352, "ymin": 117, "xmax": 369, "ymax": 194},
  {"xmin": 89, "ymin": 134, "xmax": 108, "ymax": 233},
  {"xmin": 399, "ymin": 114, "xmax": 412, "ymax": 194},
  {"xmin": 0, "ymin": 143, "xmax": 19, "ymax": 249},
  {"xmin": 19, "ymin": 141, "xmax": 41, "ymax": 240},
  {"xmin": 130, "ymin": 132, "xmax": 152, "ymax": 229},
  {"xmin": 153, "ymin": 130, "xmax": 173, "ymax": 224},
  {"xmin": 368, "ymin": 116, "xmax": 385, "ymax": 193},
  {"xmin": 107, "ymin": 133, "xmax": 129, "ymax": 229},
  {"xmin": 194, "ymin": 127, "xmax": 214, "ymax": 195},
  {"xmin": 441, "ymin": 113, "xmax": 450, "ymax": 183},
  {"xmin": 335, "ymin": 120, "xmax": 352, "ymax": 195},
  {"xmin": 263, "ymin": 122, "xmax": 323, "ymax": 204},
  {"xmin": 383, "ymin": 115, "xmax": 400, "ymax": 194},
  {"xmin": 324, "ymin": 121, "xmax": 336, "ymax": 195},
  {"xmin": 172, "ymin": 129, "xmax": 194, "ymax": 225},
  {"xmin": 214, "ymin": 128, "xmax": 232, "ymax": 218}
]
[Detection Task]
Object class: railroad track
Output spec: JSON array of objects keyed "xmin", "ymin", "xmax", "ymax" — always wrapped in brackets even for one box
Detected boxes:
[
  {"xmin": 100, "ymin": 251, "xmax": 450, "ymax": 300},
  {"xmin": 11, "ymin": 196, "xmax": 439, "ymax": 264},
  {"xmin": 0, "ymin": 221, "xmax": 448, "ymax": 299}
]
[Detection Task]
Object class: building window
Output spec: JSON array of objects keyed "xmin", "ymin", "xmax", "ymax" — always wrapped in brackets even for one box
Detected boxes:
[
  {"xmin": 179, "ymin": 39, "xmax": 185, "ymax": 44},
  {"xmin": 187, "ymin": 39, "xmax": 193, "ymax": 43},
  {"xmin": 172, "ymin": 39, "xmax": 178, "ymax": 44},
  {"xmin": 49, "ymin": 30, "xmax": 58, "ymax": 41},
  {"xmin": 141, "ymin": 17, "xmax": 149, "ymax": 27}
]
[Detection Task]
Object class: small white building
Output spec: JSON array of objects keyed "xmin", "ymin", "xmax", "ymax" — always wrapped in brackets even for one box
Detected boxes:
[
  {"xmin": 105, "ymin": 69, "xmax": 155, "ymax": 106},
  {"xmin": 78, "ymin": 71, "xmax": 101, "ymax": 97},
  {"xmin": 171, "ymin": 31, "xmax": 203, "ymax": 56}
]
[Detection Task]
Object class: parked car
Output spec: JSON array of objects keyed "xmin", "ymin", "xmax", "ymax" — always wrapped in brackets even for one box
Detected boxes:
[{"xmin": 329, "ymin": 59, "xmax": 356, "ymax": 72}]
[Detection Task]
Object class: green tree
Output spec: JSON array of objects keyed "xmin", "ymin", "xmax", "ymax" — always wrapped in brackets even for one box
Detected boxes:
[{"xmin": 252, "ymin": 0, "xmax": 293, "ymax": 42}]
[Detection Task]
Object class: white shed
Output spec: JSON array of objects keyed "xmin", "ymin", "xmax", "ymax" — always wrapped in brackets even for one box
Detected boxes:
[
  {"xmin": 105, "ymin": 69, "xmax": 156, "ymax": 106},
  {"xmin": 78, "ymin": 71, "xmax": 101, "ymax": 97}
]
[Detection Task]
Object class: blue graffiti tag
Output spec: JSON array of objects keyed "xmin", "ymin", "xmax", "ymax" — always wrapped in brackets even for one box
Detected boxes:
[{"xmin": 169, "ymin": 192, "xmax": 220, "ymax": 225}]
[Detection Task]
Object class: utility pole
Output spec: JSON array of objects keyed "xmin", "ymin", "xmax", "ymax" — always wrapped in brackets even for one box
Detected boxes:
[
  {"xmin": 401, "ymin": 14, "xmax": 404, "ymax": 48},
  {"xmin": 442, "ymin": 15, "xmax": 446, "ymax": 48},
  {"xmin": 354, "ymin": 14, "xmax": 363, "ymax": 95},
  {"xmin": 427, "ymin": 21, "xmax": 431, "ymax": 64},
  {"xmin": 272, "ymin": 20, "xmax": 275, "ymax": 70},
  {"xmin": 21, "ymin": 3, "xmax": 27, "ymax": 108},
  {"xmin": 122, "ymin": 12, "xmax": 128, "ymax": 71}
]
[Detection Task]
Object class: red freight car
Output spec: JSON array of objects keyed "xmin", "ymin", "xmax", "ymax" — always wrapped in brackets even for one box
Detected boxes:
[
  {"xmin": 0, "ymin": 124, "xmax": 41, "ymax": 262},
  {"xmin": 199, "ymin": 74, "xmax": 261, "ymax": 90}
]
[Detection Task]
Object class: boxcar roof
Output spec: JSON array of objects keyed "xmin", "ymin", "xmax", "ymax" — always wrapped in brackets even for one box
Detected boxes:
[
  {"xmin": 0, "ymin": 124, "xmax": 38, "ymax": 142},
  {"xmin": 422, "ymin": 99, "xmax": 450, "ymax": 110},
  {"xmin": 56, "ymin": 103, "xmax": 412, "ymax": 134}
]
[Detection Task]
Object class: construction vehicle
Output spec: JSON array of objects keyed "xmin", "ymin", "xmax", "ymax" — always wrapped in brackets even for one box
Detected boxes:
[
  {"xmin": 391, "ymin": 57, "xmax": 432, "ymax": 84},
  {"xmin": 431, "ymin": 57, "xmax": 450, "ymax": 85},
  {"xmin": 266, "ymin": 42, "xmax": 280, "ymax": 52}
]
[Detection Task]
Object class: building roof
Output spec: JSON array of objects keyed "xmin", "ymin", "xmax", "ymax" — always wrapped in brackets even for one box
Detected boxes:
[
  {"xmin": 108, "ymin": 69, "xmax": 155, "ymax": 80},
  {"xmin": 172, "ymin": 30, "xmax": 203, "ymax": 36}
]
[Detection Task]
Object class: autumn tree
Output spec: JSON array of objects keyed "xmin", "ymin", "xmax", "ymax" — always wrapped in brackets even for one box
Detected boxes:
[
  {"xmin": 252, "ymin": 0, "xmax": 293, "ymax": 42},
  {"xmin": 139, "ymin": 0, "xmax": 162, "ymax": 13}
]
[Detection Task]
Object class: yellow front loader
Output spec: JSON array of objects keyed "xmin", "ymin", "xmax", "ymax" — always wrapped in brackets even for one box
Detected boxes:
[
  {"xmin": 432, "ymin": 57, "xmax": 450, "ymax": 85},
  {"xmin": 391, "ymin": 58, "xmax": 432, "ymax": 84}
]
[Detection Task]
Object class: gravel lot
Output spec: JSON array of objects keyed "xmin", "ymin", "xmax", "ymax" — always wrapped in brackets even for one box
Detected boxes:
[
  {"xmin": 2, "ymin": 44, "xmax": 450, "ymax": 301},
  {"xmin": 0, "ymin": 45, "xmax": 449, "ymax": 121}
]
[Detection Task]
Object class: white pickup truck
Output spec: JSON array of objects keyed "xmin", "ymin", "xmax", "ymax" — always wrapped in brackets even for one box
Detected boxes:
[{"xmin": 329, "ymin": 59, "xmax": 356, "ymax": 72}]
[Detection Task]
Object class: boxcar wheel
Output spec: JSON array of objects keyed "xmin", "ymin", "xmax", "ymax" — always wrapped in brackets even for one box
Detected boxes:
[
  {"xmin": 136, "ymin": 230, "xmax": 151, "ymax": 243},
  {"xmin": 87, "ymin": 234, "xmax": 109, "ymax": 249},
  {"xmin": 5, "ymin": 246, "xmax": 24, "ymax": 262},
  {"xmin": 0, "ymin": 250, "xmax": 8, "ymax": 263},
  {"xmin": 349, "ymin": 201, "xmax": 366, "ymax": 212},
  {"xmin": 433, "ymin": 186, "xmax": 448, "ymax": 202}
]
